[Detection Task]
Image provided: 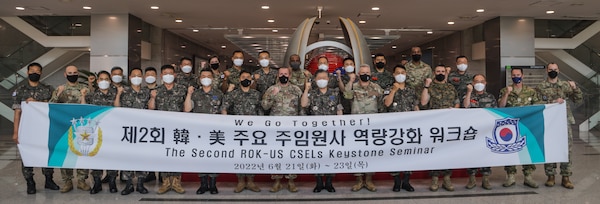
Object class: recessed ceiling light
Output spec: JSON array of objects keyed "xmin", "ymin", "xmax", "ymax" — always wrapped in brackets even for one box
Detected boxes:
[
  {"xmin": 108, "ymin": 16, "xmax": 117, "ymax": 20},
  {"xmin": 150, "ymin": 6, "xmax": 159, "ymax": 10},
  {"xmin": 251, "ymin": 43, "xmax": 260, "ymax": 47},
  {"xmin": 221, "ymin": 45, "xmax": 226, "ymax": 49},
  {"xmin": 335, "ymin": 36, "xmax": 344, "ymax": 39},
  {"xmin": 83, "ymin": 6, "xmax": 92, "ymax": 10},
  {"xmin": 175, "ymin": 18, "xmax": 183, "ymax": 23},
  {"xmin": 192, "ymin": 29, "xmax": 199, "ymax": 32},
  {"xmin": 267, "ymin": 19, "xmax": 275, "ymax": 23},
  {"xmin": 476, "ymin": 9, "xmax": 485, "ymax": 13},
  {"xmin": 272, "ymin": 29, "xmax": 278, "ymax": 33},
  {"xmin": 16, "ymin": 7, "xmax": 25, "ymax": 10},
  {"xmin": 427, "ymin": 31, "xmax": 434, "ymax": 34},
  {"xmin": 279, "ymin": 36, "xmax": 289, "ymax": 39},
  {"xmin": 546, "ymin": 10, "xmax": 555, "ymax": 14},
  {"xmin": 447, "ymin": 21, "xmax": 455, "ymax": 25},
  {"xmin": 391, "ymin": 45, "xmax": 397, "ymax": 49},
  {"xmin": 359, "ymin": 20, "xmax": 366, "ymax": 24},
  {"xmin": 242, "ymin": 36, "xmax": 254, "ymax": 39},
  {"xmin": 371, "ymin": 7, "xmax": 380, "ymax": 11},
  {"xmin": 261, "ymin": 5, "xmax": 270, "ymax": 9}
]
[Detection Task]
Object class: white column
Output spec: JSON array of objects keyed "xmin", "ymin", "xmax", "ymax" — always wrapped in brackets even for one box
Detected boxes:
[{"xmin": 90, "ymin": 14, "xmax": 129, "ymax": 74}]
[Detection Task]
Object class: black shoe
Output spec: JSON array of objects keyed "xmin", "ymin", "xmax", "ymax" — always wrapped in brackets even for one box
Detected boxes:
[
  {"xmin": 136, "ymin": 177, "xmax": 149, "ymax": 194},
  {"xmin": 101, "ymin": 174, "xmax": 109, "ymax": 183},
  {"xmin": 196, "ymin": 176, "xmax": 208, "ymax": 194},
  {"xmin": 209, "ymin": 176, "xmax": 219, "ymax": 194},
  {"xmin": 401, "ymin": 175, "xmax": 415, "ymax": 192},
  {"xmin": 108, "ymin": 176, "xmax": 118, "ymax": 193},
  {"xmin": 144, "ymin": 172, "xmax": 156, "ymax": 183},
  {"xmin": 90, "ymin": 176, "xmax": 102, "ymax": 194},
  {"xmin": 392, "ymin": 175, "xmax": 401, "ymax": 192},
  {"xmin": 121, "ymin": 179, "xmax": 134, "ymax": 195},
  {"xmin": 44, "ymin": 175, "xmax": 60, "ymax": 190},
  {"xmin": 26, "ymin": 178, "xmax": 36, "ymax": 194},
  {"xmin": 313, "ymin": 176, "xmax": 324, "ymax": 193},
  {"xmin": 119, "ymin": 171, "xmax": 127, "ymax": 183}
]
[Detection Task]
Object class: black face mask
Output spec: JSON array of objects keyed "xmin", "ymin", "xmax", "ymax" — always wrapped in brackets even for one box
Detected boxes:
[
  {"xmin": 279, "ymin": 76, "xmax": 289, "ymax": 84},
  {"xmin": 240, "ymin": 79, "xmax": 251, "ymax": 87},
  {"xmin": 375, "ymin": 62, "xmax": 385, "ymax": 69},
  {"xmin": 359, "ymin": 74, "xmax": 371, "ymax": 82},
  {"xmin": 290, "ymin": 62, "xmax": 301, "ymax": 70},
  {"xmin": 210, "ymin": 63, "xmax": 219, "ymax": 70},
  {"xmin": 28, "ymin": 73, "xmax": 41, "ymax": 82},
  {"xmin": 411, "ymin": 54, "xmax": 421, "ymax": 62},
  {"xmin": 548, "ymin": 70, "xmax": 558, "ymax": 79},
  {"xmin": 66, "ymin": 74, "xmax": 79, "ymax": 83},
  {"xmin": 435, "ymin": 74, "xmax": 445, "ymax": 82}
]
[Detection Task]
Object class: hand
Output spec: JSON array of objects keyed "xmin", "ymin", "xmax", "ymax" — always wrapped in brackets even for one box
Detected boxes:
[
  {"xmin": 466, "ymin": 84, "xmax": 473, "ymax": 93},
  {"xmin": 391, "ymin": 83, "xmax": 400, "ymax": 92},
  {"xmin": 187, "ymin": 86, "xmax": 195, "ymax": 95},
  {"xmin": 25, "ymin": 98, "xmax": 35, "ymax": 104},
  {"xmin": 272, "ymin": 87, "xmax": 280, "ymax": 95},
  {"xmin": 336, "ymin": 70, "xmax": 341, "ymax": 76},
  {"xmin": 56, "ymin": 85, "xmax": 65, "ymax": 95},
  {"xmin": 80, "ymin": 88, "xmax": 88, "ymax": 96},
  {"xmin": 228, "ymin": 84, "xmax": 235, "ymax": 92},
  {"xmin": 150, "ymin": 90, "xmax": 157, "ymax": 98},
  {"xmin": 349, "ymin": 73, "xmax": 356, "ymax": 82},
  {"xmin": 568, "ymin": 81, "xmax": 576, "ymax": 89},
  {"xmin": 116, "ymin": 86, "xmax": 123, "ymax": 95},
  {"xmin": 304, "ymin": 81, "xmax": 311, "ymax": 91},
  {"xmin": 506, "ymin": 86, "xmax": 513, "ymax": 93},
  {"xmin": 556, "ymin": 98, "xmax": 565, "ymax": 104},
  {"xmin": 12, "ymin": 133, "xmax": 18, "ymax": 144},
  {"xmin": 424, "ymin": 78, "xmax": 432, "ymax": 87},
  {"xmin": 304, "ymin": 70, "xmax": 311, "ymax": 77}
]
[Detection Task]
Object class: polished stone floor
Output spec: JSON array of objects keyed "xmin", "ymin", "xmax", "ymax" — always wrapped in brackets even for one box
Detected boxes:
[{"xmin": 1, "ymin": 125, "xmax": 599, "ymax": 204}]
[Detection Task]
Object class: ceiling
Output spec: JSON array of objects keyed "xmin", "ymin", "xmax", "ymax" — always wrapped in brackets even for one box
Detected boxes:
[{"xmin": 2, "ymin": 0, "xmax": 600, "ymax": 65}]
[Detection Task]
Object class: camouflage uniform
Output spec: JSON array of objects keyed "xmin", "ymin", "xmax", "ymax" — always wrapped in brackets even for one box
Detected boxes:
[
  {"xmin": 222, "ymin": 88, "xmax": 264, "ymax": 116},
  {"xmin": 226, "ymin": 67, "xmax": 242, "ymax": 90},
  {"xmin": 306, "ymin": 88, "xmax": 343, "ymax": 116},
  {"xmin": 211, "ymin": 71, "xmax": 225, "ymax": 91},
  {"xmin": 383, "ymin": 86, "xmax": 418, "ymax": 113},
  {"xmin": 344, "ymin": 82, "xmax": 384, "ymax": 114},
  {"xmin": 189, "ymin": 88, "xmax": 223, "ymax": 114},
  {"xmin": 464, "ymin": 91, "xmax": 497, "ymax": 176},
  {"xmin": 49, "ymin": 83, "xmax": 91, "ymax": 183},
  {"xmin": 537, "ymin": 79, "xmax": 582, "ymax": 177},
  {"xmin": 311, "ymin": 73, "xmax": 339, "ymax": 90},
  {"xmin": 426, "ymin": 82, "xmax": 458, "ymax": 178},
  {"xmin": 86, "ymin": 89, "xmax": 118, "ymax": 179},
  {"xmin": 371, "ymin": 70, "xmax": 394, "ymax": 90},
  {"xmin": 339, "ymin": 74, "xmax": 356, "ymax": 114},
  {"xmin": 290, "ymin": 69, "xmax": 311, "ymax": 92},
  {"xmin": 405, "ymin": 61, "xmax": 432, "ymax": 97},
  {"xmin": 118, "ymin": 86, "xmax": 151, "ymax": 179},
  {"xmin": 154, "ymin": 84, "xmax": 188, "ymax": 177},
  {"xmin": 447, "ymin": 71, "xmax": 473, "ymax": 104},
  {"xmin": 176, "ymin": 73, "xmax": 198, "ymax": 88},
  {"xmin": 13, "ymin": 82, "xmax": 54, "ymax": 181},
  {"xmin": 500, "ymin": 85, "xmax": 542, "ymax": 176},
  {"xmin": 253, "ymin": 68, "xmax": 278, "ymax": 96}
]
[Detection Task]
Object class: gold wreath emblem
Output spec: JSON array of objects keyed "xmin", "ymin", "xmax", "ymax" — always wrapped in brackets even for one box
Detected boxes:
[{"xmin": 68, "ymin": 127, "xmax": 102, "ymax": 156}]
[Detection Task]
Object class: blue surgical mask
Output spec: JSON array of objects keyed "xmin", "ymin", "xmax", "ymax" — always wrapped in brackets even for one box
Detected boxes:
[{"xmin": 511, "ymin": 77, "xmax": 522, "ymax": 84}]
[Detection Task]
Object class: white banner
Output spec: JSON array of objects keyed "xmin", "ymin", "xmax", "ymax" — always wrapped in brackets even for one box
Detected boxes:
[{"xmin": 18, "ymin": 102, "xmax": 568, "ymax": 174}]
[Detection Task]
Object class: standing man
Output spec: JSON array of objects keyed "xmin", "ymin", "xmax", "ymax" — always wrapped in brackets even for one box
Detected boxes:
[
  {"xmin": 115, "ymin": 67, "xmax": 151, "ymax": 195},
  {"xmin": 371, "ymin": 53, "xmax": 394, "ymax": 89},
  {"xmin": 537, "ymin": 63, "xmax": 582, "ymax": 189},
  {"xmin": 405, "ymin": 47, "xmax": 433, "ymax": 107},
  {"xmin": 447, "ymin": 56, "xmax": 473, "ymax": 103},
  {"xmin": 50, "ymin": 65, "xmax": 91, "ymax": 193},
  {"xmin": 383, "ymin": 64, "xmax": 419, "ymax": 192},
  {"xmin": 208, "ymin": 56, "xmax": 226, "ymax": 93},
  {"xmin": 144, "ymin": 67, "xmax": 158, "ymax": 91},
  {"xmin": 111, "ymin": 66, "xmax": 126, "ymax": 88},
  {"xmin": 222, "ymin": 70, "xmax": 263, "ymax": 193},
  {"xmin": 421, "ymin": 65, "xmax": 459, "ymax": 192},
  {"xmin": 343, "ymin": 64, "xmax": 383, "ymax": 192},
  {"xmin": 336, "ymin": 57, "xmax": 356, "ymax": 114},
  {"xmin": 301, "ymin": 70, "xmax": 343, "ymax": 193},
  {"xmin": 499, "ymin": 67, "xmax": 542, "ymax": 188},
  {"xmin": 184, "ymin": 68, "xmax": 224, "ymax": 195},
  {"xmin": 289, "ymin": 54, "xmax": 312, "ymax": 92},
  {"xmin": 463, "ymin": 74, "xmax": 497, "ymax": 190},
  {"xmin": 13, "ymin": 63, "xmax": 59, "ymax": 194},
  {"xmin": 311, "ymin": 56, "xmax": 338, "ymax": 89},
  {"xmin": 176, "ymin": 57, "xmax": 198, "ymax": 88},
  {"xmin": 253, "ymin": 51, "xmax": 278, "ymax": 97},
  {"xmin": 261, "ymin": 67, "xmax": 302, "ymax": 193},
  {"xmin": 148, "ymin": 64, "xmax": 190, "ymax": 194},
  {"xmin": 223, "ymin": 50, "xmax": 245, "ymax": 92}
]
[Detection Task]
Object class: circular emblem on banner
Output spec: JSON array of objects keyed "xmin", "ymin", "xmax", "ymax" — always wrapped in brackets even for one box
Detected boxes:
[{"xmin": 499, "ymin": 128, "xmax": 513, "ymax": 142}]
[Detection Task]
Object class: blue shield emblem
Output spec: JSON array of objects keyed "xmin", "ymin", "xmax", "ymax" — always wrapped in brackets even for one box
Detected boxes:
[{"xmin": 486, "ymin": 118, "xmax": 526, "ymax": 154}]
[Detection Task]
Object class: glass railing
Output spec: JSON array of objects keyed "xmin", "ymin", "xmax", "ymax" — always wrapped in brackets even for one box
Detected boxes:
[
  {"xmin": 19, "ymin": 16, "xmax": 90, "ymax": 36},
  {"xmin": 535, "ymin": 19, "xmax": 595, "ymax": 38}
]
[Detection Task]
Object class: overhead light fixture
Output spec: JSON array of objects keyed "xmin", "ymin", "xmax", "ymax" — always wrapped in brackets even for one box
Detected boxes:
[
  {"xmin": 359, "ymin": 20, "xmax": 366, "ymax": 24},
  {"xmin": 546, "ymin": 10, "xmax": 555, "ymax": 14},
  {"xmin": 447, "ymin": 21, "xmax": 455, "ymax": 25},
  {"xmin": 261, "ymin": 5, "xmax": 270, "ymax": 9},
  {"xmin": 180, "ymin": 45, "xmax": 186, "ymax": 49},
  {"xmin": 476, "ymin": 9, "xmax": 485, "ymax": 13},
  {"xmin": 272, "ymin": 29, "xmax": 278, "ymax": 33},
  {"xmin": 427, "ymin": 31, "xmax": 434, "ymax": 34},
  {"xmin": 371, "ymin": 7, "xmax": 380, "ymax": 11},
  {"xmin": 221, "ymin": 45, "xmax": 227, "ymax": 49},
  {"xmin": 150, "ymin": 6, "xmax": 159, "ymax": 10},
  {"xmin": 279, "ymin": 36, "xmax": 289, "ymax": 39},
  {"xmin": 192, "ymin": 29, "xmax": 199, "ymax": 32},
  {"xmin": 251, "ymin": 43, "xmax": 260, "ymax": 47},
  {"xmin": 175, "ymin": 18, "xmax": 183, "ymax": 23},
  {"xmin": 16, "ymin": 6, "xmax": 25, "ymax": 10},
  {"xmin": 83, "ymin": 6, "xmax": 92, "ymax": 10},
  {"xmin": 74, "ymin": 23, "xmax": 82, "ymax": 27},
  {"xmin": 242, "ymin": 36, "xmax": 254, "ymax": 39},
  {"xmin": 136, "ymin": 28, "xmax": 142, "ymax": 33},
  {"xmin": 108, "ymin": 16, "xmax": 117, "ymax": 20},
  {"xmin": 267, "ymin": 19, "xmax": 275, "ymax": 23},
  {"xmin": 391, "ymin": 45, "xmax": 397, "ymax": 49}
]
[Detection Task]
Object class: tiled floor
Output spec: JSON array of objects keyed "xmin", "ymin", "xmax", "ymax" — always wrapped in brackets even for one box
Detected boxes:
[{"xmin": 1, "ymin": 126, "xmax": 599, "ymax": 204}]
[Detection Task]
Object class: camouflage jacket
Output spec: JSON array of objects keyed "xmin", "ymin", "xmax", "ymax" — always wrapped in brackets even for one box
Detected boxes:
[
  {"xmin": 371, "ymin": 69, "xmax": 394, "ymax": 89},
  {"xmin": 176, "ymin": 73, "xmax": 198, "ymax": 88},
  {"xmin": 306, "ymin": 88, "xmax": 343, "ymax": 115},
  {"xmin": 253, "ymin": 68, "xmax": 278, "ymax": 96},
  {"xmin": 226, "ymin": 67, "xmax": 243, "ymax": 88},
  {"xmin": 311, "ymin": 73, "xmax": 339, "ymax": 90},
  {"xmin": 119, "ymin": 86, "xmax": 150, "ymax": 109},
  {"xmin": 464, "ymin": 91, "xmax": 497, "ymax": 108},
  {"xmin": 344, "ymin": 82, "xmax": 383, "ymax": 114},
  {"xmin": 447, "ymin": 71, "xmax": 473, "ymax": 101},
  {"xmin": 383, "ymin": 86, "xmax": 418, "ymax": 112},
  {"xmin": 261, "ymin": 83, "xmax": 302, "ymax": 116},
  {"xmin": 86, "ymin": 89, "xmax": 116, "ymax": 106},
  {"xmin": 12, "ymin": 82, "xmax": 53, "ymax": 109},
  {"xmin": 154, "ymin": 84, "xmax": 188, "ymax": 112},
  {"xmin": 50, "ymin": 83, "xmax": 88, "ymax": 104},
  {"xmin": 290, "ymin": 69, "xmax": 311, "ymax": 92},
  {"xmin": 222, "ymin": 88, "xmax": 263, "ymax": 115},
  {"xmin": 427, "ymin": 82, "xmax": 459, "ymax": 109},
  {"xmin": 190, "ymin": 88, "xmax": 224, "ymax": 114},
  {"xmin": 405, "ymin": 61, "xmax": 433, "ymax": 91},
  {"xmin": 499, "ymin": 85, "xmax": 542, "ymax": 107},
  {"xmin": 211, "ymin": 71, "xmax": 225, "ymax": 91},
  {"xmin": 536, "ymin": 79, "xmax": 583, "ymax": 124}
]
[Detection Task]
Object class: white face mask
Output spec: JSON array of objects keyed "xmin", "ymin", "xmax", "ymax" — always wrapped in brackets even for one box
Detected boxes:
[
  {"xmin": 111, "ymin": 75, "xmax": 123, "ymax": 83},
  {"xmin": 394, "ymin": 74, "xmax": 407, "ymax": 83},
  {"xmin": 259, "ymin": 59, "xmax": 270, "ymax": 67},
  {"xmin": 162, "ymin": 74, "xmax": 175, "ymax": 84},
  {"xmin": 181, "ymin": 65, "xmax": 192, "ymax": 73},
  {"xmin": 345, "ymin": 65, "xmax": 355, "ymax": 73},
  {"xmin": 145, "ymin": 76, "xmax": 156, "ymax": 84},
  {"xmin": 233, "ymin": 59, "xmax": 244, "ymax": 67},
  {"xmin": 474, "ymin": 83, "xmax": 485, "ymax": 92},
  {"xmin": 316, "ymin": 79, "xmax": 329, "ymax": 88},
  {"xmin": 98, "ymin": 80, "xmax": 110, "ymax": 90},
  {"xmin": 318, "ymin": 64, "xmax": 329, "ymax": 71},
  {"xmin": 130, "ymin": 76, "xmax": 143, "ymax": 86},
  {"xmin": 200, "ymin": 78, "xmax": 212, "ymax": 87},
  {"xmin": 457, "ymin": 63, "xmax": 468, "ymax": 72}
]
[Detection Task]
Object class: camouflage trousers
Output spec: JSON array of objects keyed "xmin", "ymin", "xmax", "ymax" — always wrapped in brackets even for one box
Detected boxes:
[
  {"xmin": 91, "ymin": 170, "xmax": 117, "ymax": 177},
  {"xmin": 60, "ymin": 168, "xmax": 89, "ymax": 181},
  {"xmin": 271, "ymin": 174, "xmax": 297, "ymax": 179},
  {"xmin": 467, "ymin": 167, "xmax": 491, "ymax": 176},
  {"xmin": 544, "ymin": 126, "xmax": 573, "ymax": 176},
  {"xmin": 122, "ymin": 171, "xmax": 149, "ymax": 180},
  {"xmin": 353, "ymin": 172, "xmax": 374, "ymax": 176},
  {"xmin": 21, "ymin": 163, "xmax": 54, "ymax": 179},
  {"xmin": 390, "ymin": 171, "xmax": 412, "ymax": 177},
  {"xmin": 504, "ymin": 165, "xmax": 536, "ymax": 175},
  {"xmin": 430, "ymin": 169, "xmax": 452, "ymax": 177},
  {"xmin": 198, "ymin": 173, "xmax": 218, "ymax": 178}
]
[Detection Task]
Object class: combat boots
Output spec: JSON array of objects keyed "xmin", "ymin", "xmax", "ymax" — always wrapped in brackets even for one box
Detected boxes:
[
  {"xmin": 324, "ymin": 175, "xmax": 335, "ymax": 192},
  {"xmin": 25, "ymin": 177, "xmax": 36, "ymax": 194},
  {"xmin": 561, "ymin": 176, "xmax": 574, "ymax": 189},
  {"xmin": 78, "ymin": 178, "xmax": 91, "ymax": 191},
  {"xmin": 429, "ymin": 176, "xmax": 439, "ymax": 191},
  {"xmin": 442, "ymin": 175, "xmax": 454, "ymax": 191},
  {"xmin": 171, "ymin": 176, "xmax": 185, "ymax": 194},
  {"xmin": 287, "ymin": 178, "xmax": 298, "ymax": 192},
  {"xmin": 108, "ymin": 175, "xmax": 118, "ymax": 193},
  {"xmin": 121, "ymin": 178, "xmax": 134, "ymax": 195},
  {"xmin": 503, "ymin": 173, "xmax": 516, "ymax": 187},
  {"xmin": 401, "ymin": 175, "xmax": 415, "ymax": 192},
  {"xmin": 365, "ymin": 174, "xmax": 376, "ymax": 192},
  {"xmin": 545, "ymin": 175, "xmax": 555, "ymax": 187},
  {"xmin": 60, "ymin": 179, "xmax": 73, "ymax": 193},
  {"xmin": 156, "ymin": 176, "xmax": 171, "ymax": 194},
  {"xmin": 351, "ymin": 176, "xmax": 364, "ymax": 191},
  {"xmin": 208, "ymin": 177, "xmax": 219, "ymax": 194},
  {"xmin": 270, "ymin": 178, "xmax": 282, "ymax": 192},
  {"xmin": 482, "ymin": 175, "xmax": 492, "ymax": 190},
  {"xmin": 392, "ymin": 175, "xmax": 401, "ymax": 192},
  {"xmin": 90, "ymin": 175, "xmax": 102, "ymax": 194},
  {"xmin": 234, "ymin": 175, "xmax": 246, "ymax": 193},
  {"xmin": 196, "ymin": 176, "xmax": 208, "ymax": 194},
  {"xmin": 246, "ymin": 176, "xmax": 261, "ymax": 192},
  {"xmin": 524, "ymin": 174, "xmax": 539, "ymax": 188},
  {"xmin": 44, "ymin": 174, "xmax": 60, "ymax": 190},
  {"xmin": 136, "ymin": 177, "xmax": 149, "ymax": 194},
  {"xmin": 313, "ymin": 176, "xmax": 324, "ymax": 193},
  {"xmin": 466, "ymin": 175, "xmax": 476, "ymax": 189}
]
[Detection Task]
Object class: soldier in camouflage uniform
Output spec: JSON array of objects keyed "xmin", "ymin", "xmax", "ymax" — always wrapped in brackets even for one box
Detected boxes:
[
  {"xmin": 49, "ymin": 65, "xmax": 91, "ymax": 193},
  {"xmin": 222, "ymin": 70, "xmax": 263, "ymax": 193},
  {"xmin": 383, "ymin": 65, "xmax": 419, "ymax": 193},
  {"xmin": 12, "ymin": 63, "xmax": 59, "ymax": 194},
  {"xmin": 110, "ymin": 66, "xmax": 126, "ymax": 89},
  {"xmin": 261, "ymin": 67, "xmax": 302, "ymax": 192},
  {"xmin": 223, "ymin": 50, "xmax": 245, "ymax": 92},
  {"xmin": 371, "ymin": 53, "xmax": 394, "ymax": 90},
  {"xmin": 289, "ymin": 54, "xmax": 312, "ymax": 92},
  {"xmin": 301, "ymin": 70, "xmax": 343, "ymax": 193},
  {"xmin": 83, "ymin": 71, "xmax": 119, "ymax": 194},
  {"xmin": 405, "ymin": 47, "xmax": 433, "ymax": 106},
  {"xmin": 115, "ymin": 68, "xmax": 151, "ymax": 195},
  {"xmin": 537, "ymin": 63, "xmax": 582, "ymax": 189},
  {"xmin": 208, "ymin": 56, "xmax": 227, "ymax": 93},
  {"xmin": 463, "ymin": 74, "xmax": 497, "ymax": 190},
  {"xmin": 447, "ymin": 56, "xmax": 473, "ymax": 104},
  {"xmin": 336, "ymin": 57, "xmax": 357, "ymax": 114},
  {"xmin": 148, "ymin": 64, "xmax": 190, "ymax": 194},
  {"xmin": 311, "ymin": 56, "xmax": 339, "ymax": 90},
  {"xmin": 184, "ymin": 68, "xmax": 224, "ymax": 195},
  {"xmin": 175, "ymin": 57, "xmax": 198, "ymax": 88},
  {"xmin": 253, "ymin": 51, "xmax": 279, "ymax": 97},
  {"xmin": 421, "ymin": 65, "xmax": 459, "ymax": 192},
  {"xmin": 499, "ymin": 67, "xmax": 542, "ymax": 188},
  {"xmin": 343, "ymin": 64, "xmax": 383, "ymax": 192},
  {"xmin": 144, "ymin": 67, "xmax": 158, "ymax": 91}
]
